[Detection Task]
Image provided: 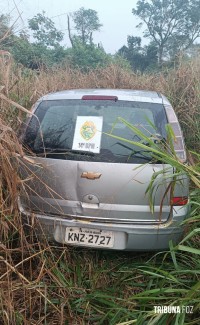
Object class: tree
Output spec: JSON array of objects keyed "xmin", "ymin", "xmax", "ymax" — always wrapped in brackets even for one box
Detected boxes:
[
  {"xmin": 132, "ymin": 0, "xmax": 200, "ymax": 65},
  {"xmin": 118, "ymin": 36, "xmax": 158, "ymax": 72},
  {"xmin": 0, "ymin": 14, "xmax": 15, "ymax": 49},
  {"xmin": 28, "ymin": 12, "xmax": 64, "ymax": 47},
  {"xmin": 118, "ymin": 36, "xmax": 145, "ymax": 71},
  {"xmin": 65, "ymin": 41, "xmax": 111, "ymax": 71},
  {"xmin": 0, "ymin": 14, "xmax": 10, "ymax": 39},
  {"xmin": 11, "ymin": 34, "xmax": 67, "ymax": 69},
  {"xmin": 70, "ymin": 7, "xmax": 102, "ymax": 46},
  {"xmin": 184, "ymin": 43, "xmax": 200, "ymax": 59}
]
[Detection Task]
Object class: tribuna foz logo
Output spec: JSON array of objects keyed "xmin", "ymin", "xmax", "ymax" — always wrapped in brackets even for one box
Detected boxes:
[{"xmin": 154, "ymin": 305, "xmax": 193, "ymax": 314}]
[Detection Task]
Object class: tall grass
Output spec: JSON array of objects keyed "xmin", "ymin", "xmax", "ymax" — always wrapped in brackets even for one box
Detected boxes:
[
  {"xmin": 0, "ymin": 59, "xmax": 200, "ymax": 324},
  {"xmin": 1, "ymin": 58, "xmax": 200, "ymax": 150}
]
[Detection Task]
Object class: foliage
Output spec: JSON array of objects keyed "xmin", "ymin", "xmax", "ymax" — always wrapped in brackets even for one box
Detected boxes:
[
  {"xmin": 132, "ymin": 0, "xmax": 200, "ymax": 65},
  {"xmin": 0, "ymin": 14, "xmax": 15, "ymax": 49},
  {"xmin": 182, "ymin": 43, "xmax": 200, "ymax": 60},
  {"xmin": 0, "ymin": 14, "xmax": 10, "ymax": 39},
  {"xmin": 118, "ymin": 36, "xmax": 158, "ymax": 72},
  {"xmin": 10, "ymin": 36, "xmax": 66, "ymax": 69},
  {"xmin": 28, "ymin": 11, "xmax": 64, "ymax": 47},
  {"xmin": 65, "ymin": 41, "xmax": 112, "ymax": 71},
  {"xmin": 1, "ymin": 9, "xmax": 107, "ymax": 71},
  {"xmin": 71, "ymin": 7, "xmax": 102, "ymax": 45},
  {"xmin": 0, "ymin": 12, "xmax": 67, "ymax": 69},
  {"xmin": 0, "ymin": 5, "xmax": 200, "ymax": 72}
]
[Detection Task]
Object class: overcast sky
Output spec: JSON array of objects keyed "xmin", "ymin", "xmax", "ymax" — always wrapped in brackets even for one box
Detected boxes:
[{"xmin": 1, "ymin": 0, "xmax": 145, "ymax": 53}]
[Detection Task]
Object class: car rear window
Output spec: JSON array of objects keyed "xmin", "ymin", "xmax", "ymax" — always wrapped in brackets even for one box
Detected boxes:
[{"xmin": 22, "ymin": 99, "xmax": 167, "ymax": 163}]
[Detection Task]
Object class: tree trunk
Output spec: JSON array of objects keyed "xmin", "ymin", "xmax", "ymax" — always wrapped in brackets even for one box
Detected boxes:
[
  {"xmin": 89, "ymin": 32, "xmax": 93, "ymax": 45},
  {"xmin": 67, "ymin": 15, "xmax": 74, "ymax": 47},
  {"xmin": 158, "ymin": 45, "xmax": 163, "ymax": 66},
  {"xmin": 81, "ymin": 27, "xmax": 85, "ymax": 45}
]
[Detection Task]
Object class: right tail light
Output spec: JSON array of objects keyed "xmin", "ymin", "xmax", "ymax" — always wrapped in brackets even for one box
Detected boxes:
[
  {"xmin": 171, "ymin": 197, "xmax": 188, "ymax": 206},
  {"xmin": 164, "ymin": 104, "xmax": 187, "ymax": 162}
]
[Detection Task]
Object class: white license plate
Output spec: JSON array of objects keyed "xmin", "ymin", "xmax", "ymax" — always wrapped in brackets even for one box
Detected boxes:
[{"xmin": 65, "ymin": 227, "xmax": 114, "ymax": 248}]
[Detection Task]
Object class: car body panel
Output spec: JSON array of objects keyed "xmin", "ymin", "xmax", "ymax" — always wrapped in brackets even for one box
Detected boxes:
[{"xmin": 20, "ymin": 157, "xmax": 189, "ymax": 223}]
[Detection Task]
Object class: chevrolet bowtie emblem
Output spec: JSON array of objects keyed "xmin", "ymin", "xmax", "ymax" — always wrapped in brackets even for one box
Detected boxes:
[{"xmin": 81, "ymin": 172, "xmax": 102, "ymax": 180}]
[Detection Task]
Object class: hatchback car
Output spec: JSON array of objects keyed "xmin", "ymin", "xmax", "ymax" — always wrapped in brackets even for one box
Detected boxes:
[{"xmin": 18, "ymin": 89, "xmax": 189, "ymax": 250}]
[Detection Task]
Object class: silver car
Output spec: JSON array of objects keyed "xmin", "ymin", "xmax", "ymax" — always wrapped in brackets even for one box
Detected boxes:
[{"xmin": 18, "ymin": 89, "xmax": 189, "ymax": 250}]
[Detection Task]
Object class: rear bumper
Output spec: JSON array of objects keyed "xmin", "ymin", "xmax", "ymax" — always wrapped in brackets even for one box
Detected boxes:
[{"xmin": 19, "ymin": 202, "xmax": 189, "ymax": 251}]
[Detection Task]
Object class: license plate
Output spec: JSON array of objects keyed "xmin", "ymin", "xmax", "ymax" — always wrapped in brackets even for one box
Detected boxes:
[{"xmin": 65, "ymin": 227, "xmax": 114, "ymax": 248}]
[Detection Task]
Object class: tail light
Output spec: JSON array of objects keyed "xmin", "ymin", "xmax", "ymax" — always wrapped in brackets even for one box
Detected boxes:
[
  {"xmin": 82, "ymin": 95, "xmax": 118, "ymax": 101},
  {"xmin": 171, "ymin": 197, "xmax": 188, "ymax": 206},
  {"xmin": 164, "ymin": 104, "xmax": 186, "ymax": 162}
]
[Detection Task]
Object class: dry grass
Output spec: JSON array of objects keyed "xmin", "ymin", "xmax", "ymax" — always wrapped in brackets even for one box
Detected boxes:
[
  {"xmin": 1, "ymin": 59, "xmax": 200, "ymax": 324},
  {"xmin": 1, "ymin": 58, "xmax": 200, "ymax": 148},
  {"xmin": 0, "ymin": 117, "xmax": 23, "ymax": 239}
]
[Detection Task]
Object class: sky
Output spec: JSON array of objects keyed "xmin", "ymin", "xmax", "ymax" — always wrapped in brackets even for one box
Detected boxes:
[{"xmin": 1, "ymin": 0, "xmax": 145, "ymax": 53}]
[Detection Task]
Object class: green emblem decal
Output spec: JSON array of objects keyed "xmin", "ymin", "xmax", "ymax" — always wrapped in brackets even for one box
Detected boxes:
[{"xmin": 80, "ymin": 121, "xmax": 97, "ymax": 140}]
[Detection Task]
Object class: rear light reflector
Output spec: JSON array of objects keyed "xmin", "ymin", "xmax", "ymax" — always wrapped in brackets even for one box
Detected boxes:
[
  {"xmin": 82, "ymin": 95, "xmax": 118, "ymax": 101},
  {"xmin": 171, "ymin": 197, "xmax": 188, "ymax": 206}
]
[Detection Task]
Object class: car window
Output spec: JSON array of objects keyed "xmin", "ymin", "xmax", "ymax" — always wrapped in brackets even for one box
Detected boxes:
[{"xmin": 23, "ymin": 99, "xmax": 167, "ymax": 163}]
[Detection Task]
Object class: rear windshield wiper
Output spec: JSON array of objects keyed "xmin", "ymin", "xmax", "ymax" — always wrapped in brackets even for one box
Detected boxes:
[
  {"xmin": 35, "ymin": 147, "xmax": 95, "ymax": 156},
  {"xmin": 114, "ymin": 142, "xmax": 153, "ymax": 161},
  {"xmin": 127, "ymin": 150, "xmax": 153, "ymax": 162}
]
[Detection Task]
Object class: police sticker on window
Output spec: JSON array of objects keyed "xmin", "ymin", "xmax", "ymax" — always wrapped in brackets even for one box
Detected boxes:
[{"xmin": 72, "ymin": 116, "xmax": 103, "ymax": 153}]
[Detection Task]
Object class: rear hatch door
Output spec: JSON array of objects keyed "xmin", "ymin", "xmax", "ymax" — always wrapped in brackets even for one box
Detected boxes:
[{"xmin": 20, "ymin": 98, "xmax": 187, "ymax": 224}]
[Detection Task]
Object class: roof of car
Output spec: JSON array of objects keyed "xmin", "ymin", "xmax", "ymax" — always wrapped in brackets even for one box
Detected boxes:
[{"xmin": 39, "ymin": 89, "xmax": 170, "ymax": 104}]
